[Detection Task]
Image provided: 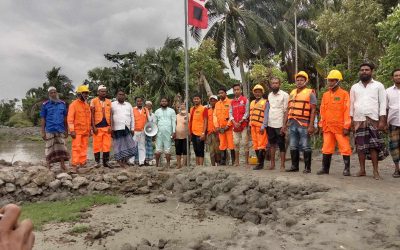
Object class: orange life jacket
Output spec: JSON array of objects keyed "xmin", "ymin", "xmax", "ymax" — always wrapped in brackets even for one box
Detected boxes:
[
  {"xmin": 207, "ymin": 107, "xmax": 216, "ymax": 134},
  {"xmin": 133, "ymin": 107, "xmax": 148, "ymax": 131},
  {"xmin": 214, "ymin": 98, "xmax": 231, "ymax": 128},
  {"xmin": 67, "ymin": 99, "xmax": 91, "ymax": 135},
  {"xmin": 288, "ymin": 88, "xmax": 314, "ymax": 127},
  {"xmin": 250, "ymin": 98, "xmax": 267, "ymax": 127},
  {"xmin": 319, "ymin": 87, "xmax": 351, "ymax": 133},
  {"xmin": 190, "ymin": 105, "xmax": 206, "ymax": 136},
  {"xmin": 91, "ymin": 97, "xmax": 111, "ymax": 126}
]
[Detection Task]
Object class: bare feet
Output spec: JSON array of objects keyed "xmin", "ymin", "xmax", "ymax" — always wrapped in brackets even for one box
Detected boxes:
[
  {"xmin": 354, "ymin": 171, "xmax": 366, "ymax": 177},
  {"xmin": 267, "ymin": 164, "xmax": 275, "ymax": 170},
  {"xmin": 373, "ymin": 171, "xmax": 381, "ymax": 180},
  {"xmin": 280, "ymin": 166, "xmax": 285, "ymax": 172}
]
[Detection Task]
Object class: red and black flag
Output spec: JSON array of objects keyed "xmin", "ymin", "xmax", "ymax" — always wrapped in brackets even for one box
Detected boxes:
[{"xmin": 188, "ymin": 0, "xmax": 208, "ymax": 29}]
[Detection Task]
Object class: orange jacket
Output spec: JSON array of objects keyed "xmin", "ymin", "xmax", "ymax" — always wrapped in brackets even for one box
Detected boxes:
[
  {"xmin": 288, "ymin": 88, "xmax": 314, "ymax": 127},
  {"xmin": 250, "ymin": 98, "xmax": 267, "ymax": 127},
  {"xmin": 214, "ymin": 98, "xmax": 232, "ymax": 128},
  {"xmin": 68, "ymin": 99, "xmax": 91, "ymax": 135},
  {"xmin": 207, "ymin": 107, "xmax": 216, "ymax": 134},
  {"xmin": 90, "ymin": 97, "xmax": 111, "ymax": 126},
  {"xmin": 133, "ymin": 107, "xmax": 148, "ymax": 131},
  {"xmin": 319, "ymin": 87, "xmax": 351, "ymax": 134},
  {"xmin": 189, "ymin": 105, "xmax": 207, "ymax": 136}
]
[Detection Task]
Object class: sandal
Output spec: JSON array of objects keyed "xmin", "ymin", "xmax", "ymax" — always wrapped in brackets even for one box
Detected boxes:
[{"xmin": 392, "ymin": 170, "xmax": 400, "ymax": 178}]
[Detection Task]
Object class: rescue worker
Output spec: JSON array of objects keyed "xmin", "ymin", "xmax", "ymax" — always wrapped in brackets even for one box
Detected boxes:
[
  {"xmin": 317, "ymin": 70, "xmax": 351, "ymax": 176},
  {"xmin": 214, "ymin": 88, "xmax": 234, "ymax": 165},
  {"xmin": 207, "ymin": 95, "xmax": 220, "ymax": 166},
  {"xmin": 189, "ymin": 94, "xmax": 208, "ymax": 166},
  {"xmin": 90, "ymin": 85, "xmax": 112, "ymax": 168},
  {"xmin": 67, "ymin": 84, "xmax": 91, "ymax": 172},
  {"xmin": 229, "ymin": 83, "xmax": 249, "ymax": 166},
  {"xmin": 130, "ymin": 97, "xmax": 148, "ymax": 166},
  {"xmin": 250, "ymin": 84, "xmax": 268, "ymax": 170},
  {"xmin": 154, "ymin": 97, "xmax": 177, "ymax": 168},
  {"xmin": 282, "ymin": 71, "xmax": 317, "ymax": 173}
]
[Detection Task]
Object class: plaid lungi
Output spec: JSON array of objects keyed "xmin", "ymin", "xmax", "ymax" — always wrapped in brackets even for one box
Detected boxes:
[
  {"xmin": 389, "ymin": 125, "xmax": 400, "ymax": 163},
  {"xmin": 145, "ymin": 135, "xmax": 154, "ymax": 161},
  {"xmin": 45, "ymin": 132, "xmax": 69, "ymax": 163},
  {"xmin": 113, "ymin": 128, "xmax": 137, "ymax": 161},
  {"xmin": 354, "ymin": 119, "xmax": 388, "ymax": 161}
]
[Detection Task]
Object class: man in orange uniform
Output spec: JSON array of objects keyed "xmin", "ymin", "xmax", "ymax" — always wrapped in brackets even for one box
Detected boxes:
[
  {"xmin": 317, "ymin": 70, "xmax": 351, "ymax": 176},
  {"xmin": 189, "ymin": 94, "xmax": 208, "ymax": 166},
  {"xmin": 214, "ymin": 88, "xmax": 234, "ymax": 165},
  {"xmin": 129, "ymin": 97, "xmax": 148, "ymax": 166},
  {"xmin": 207, "ymin": 95, "xmax": 220, "ymax": 166},
  {"xmin": 250, "ymin": 84, "xmax": 268, "ymax": 170},
  {"xmin": 90, "ymin": 85, "xmax": 112, "ymax": 168},
  {"xmin": 68, "ymin": 85, "xmax": 91, "ymax": 172},
  {"xmin": 282, "ymin": 71, "xmax": 317, "ymax": 173}
]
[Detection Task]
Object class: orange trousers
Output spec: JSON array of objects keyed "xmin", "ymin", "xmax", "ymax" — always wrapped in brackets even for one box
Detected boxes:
[
  {"xmin": 251, "ymin": 125, "xmax": 268, "ymax": 150},
  {"xmin": 93, "ymin": 127, "xmax": 111, "ymax": 153},
  {"xmin": 322, "ymin": 131, "xmax": 351, "ymax": 155},
  {"xmin": 218, "ymin": 128, "xmax": 234, "ymax": 150},
  {"xmin": 71, "ymin": 134, "xmax": 89, "ymax": 166}
]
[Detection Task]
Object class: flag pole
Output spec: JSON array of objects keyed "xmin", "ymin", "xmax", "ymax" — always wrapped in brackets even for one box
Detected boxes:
[{"xmin": 184, "ymin": 0, "xmax": 190, "ymax": 167}]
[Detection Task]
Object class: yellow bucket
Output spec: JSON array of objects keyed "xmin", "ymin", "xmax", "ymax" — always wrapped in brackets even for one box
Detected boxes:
[{"xmin": 248, "ymin": 156, "xmax": 258, "ymax": 165}]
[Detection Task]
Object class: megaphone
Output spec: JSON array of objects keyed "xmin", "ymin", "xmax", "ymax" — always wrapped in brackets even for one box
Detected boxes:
[{"xmin": 144, "ymin": 122, "xmax": 158, "ymax": 137}]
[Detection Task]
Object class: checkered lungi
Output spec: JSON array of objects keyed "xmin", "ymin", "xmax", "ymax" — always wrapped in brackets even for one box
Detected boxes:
[{"xmin": 354, "ymin": 119, "xmax": 388, "ymax": 161}]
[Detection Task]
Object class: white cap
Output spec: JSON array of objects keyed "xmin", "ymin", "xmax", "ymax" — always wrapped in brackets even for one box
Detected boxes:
[
  {"xmin": 48, "ymin": 86, "xmax": 57, "ymax": 92},
  {"xmin": 209, "ymin": 95, "xmax": 218, "ymax": 101},
  {"xmin": 145, "ymin": 101, "xmax": 152, "ymax": 105},
  {"xmin": 98, "ymin": 85, "xmax": 107, "ymax": 91}
]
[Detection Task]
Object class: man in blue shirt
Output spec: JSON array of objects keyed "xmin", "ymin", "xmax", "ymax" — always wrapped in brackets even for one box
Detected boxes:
[{"xmin": 40, "ymin": 87, "xmax": 70, "ymax": 170}]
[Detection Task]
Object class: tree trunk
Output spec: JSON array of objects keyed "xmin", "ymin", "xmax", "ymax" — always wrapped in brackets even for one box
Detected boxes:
[
  {"xmin": 199, "ymin": 72, "xmax": 214, "ymax": 97},
  {"xmin": 238, "ymin": 58, "xmax": 248, "ymax": 98},
  {"xmin": 347, "ymin": 46, "xmax": 351, "ymax": 70}
]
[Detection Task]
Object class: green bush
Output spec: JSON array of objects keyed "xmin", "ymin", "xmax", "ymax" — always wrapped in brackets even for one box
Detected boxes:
[{"xmin": 6, "ymin": 112, "xmax": 33, "ymax": 128}]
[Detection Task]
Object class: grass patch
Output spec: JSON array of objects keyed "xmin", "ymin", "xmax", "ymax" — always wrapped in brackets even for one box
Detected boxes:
[
  {"xmin": 22, "ymin": 135, "xmax": 42, "ymax": 142},
  {"xmin": 69, "ymin": 224, "xmax": 90, "ymax": 234},
  {"xmin": 21, "ymin": 194, "xmax": 121, "ymax": 230}
]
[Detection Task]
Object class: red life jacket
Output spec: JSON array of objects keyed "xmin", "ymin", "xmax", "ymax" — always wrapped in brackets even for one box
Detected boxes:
[{"xmin": 231, "ymin": 95, "xmax": 248, "ymax": 132}]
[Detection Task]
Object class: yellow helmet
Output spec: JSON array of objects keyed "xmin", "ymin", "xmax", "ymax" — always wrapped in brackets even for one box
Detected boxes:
[
  {"xmin": 76, "ymin": 85, "xmax": 90, "ymax": 93},
  {"xmin": 295, "ymin": 71, "xmax": 309, "ymax": 81},
  {"xmin": 326, "ymin": 70, "xmax": 343, "ymax": 81},
  {"xmin": 252, "ymin": 84, "xmax": 265, "ymax": 94}
]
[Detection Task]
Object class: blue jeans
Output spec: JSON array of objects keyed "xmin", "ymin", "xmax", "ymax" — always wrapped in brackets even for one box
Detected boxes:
[{"xmin": 289, "ymin": 122, "xmax": 311, "ymax": 152}]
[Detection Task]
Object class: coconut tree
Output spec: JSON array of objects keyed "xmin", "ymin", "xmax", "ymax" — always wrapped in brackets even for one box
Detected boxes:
[{"xmin": 191, "ymin": 0, "xmax": 276, "ymax": 97}]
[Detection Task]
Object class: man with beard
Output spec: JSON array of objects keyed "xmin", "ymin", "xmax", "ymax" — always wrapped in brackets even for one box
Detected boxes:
[
  {"xmin": 386, "ymin": 68, "xmax": 400, "ymax": 178},
  {"xmin": 154, "ymin": 97, "xmax": 176, "ymax": 168},
  {"xmin": 111, "ymin": 89, "xmax": 137, "ymax": 168},
  {"xmin": 214, "ymin": 88, "xmax": 234, "ymax": 165},
  {"xmin": 229, "ymin": 83, "xmax": 249, "ymax": 166},
  {"xmin": 129, "ymin": 97, "xmax": 148, "ymax": 166},
  {"xmin": 90, "ymin": 85, "xmax": 112, "ymax": 168},
  {"xmin": 175, "ymin": 102, "xmax": 189, "ymax": 169},
  {"xmin": 250, "ymin": 84, "xmax": 269, "ymax": 170},
  {"xmin": 67, "ymin": 85, "xmax": 91, "ymax": 172},
  {"xmin": 207, "ymin": 95, "xmax": 221, "ymax": 166},
  {"xmin": 317, "ymin": 70, "xmax": 352, "ymax": 176},
  {"xmin": 263, "ymin": 77, "xmax": 289, "ymax": 171},
  {"xmin": 282, "ymin": 71, "xmax": 317, "ymax": 173},
  {"xmin": 350, "ymin": 63, "xmax": 388, "ymax": 180},
  {"xmin": 40, "ymin": 86, "xmax": 69, "ymax": 171},
  {"xmin": 190, "ymin": 94, "xmax": 208, "ymax": 166}
]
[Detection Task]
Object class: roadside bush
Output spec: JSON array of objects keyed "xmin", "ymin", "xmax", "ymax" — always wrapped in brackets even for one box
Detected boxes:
[{"xmin": 6, "ymin": 112, "xmax": 34, "ymax": 128}]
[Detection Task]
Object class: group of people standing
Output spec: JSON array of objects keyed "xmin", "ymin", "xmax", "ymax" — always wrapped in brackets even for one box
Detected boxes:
[{"xmin": 40, "ymin": 63, "xmax": 400, "ymax": 180}]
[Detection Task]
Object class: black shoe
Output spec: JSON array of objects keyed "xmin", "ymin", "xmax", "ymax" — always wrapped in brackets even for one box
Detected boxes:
[
  {"xmin": 317, "ymin": 154, "xmax": 332, "ymax": 175},
  {"xmin": 94, "ymin": 152, "xmax": 101, "ymax": 167},
  {"xmin": 103, "ymin": 152, "xmax": 112, "ymax": 168},
  {"xmin": 220, "ymin": 150, "xmax": 227, "ymax": 166},
  {"xmin": 230, "ymin": 150, "xmax": 236, "ymax": 166},
  {"xmin": 303, "ymin": 151, "xmax": 312, "ymax": 174},
  {"xmin": 393, "ymin": 169, "xmax": 400, "ymax": 178},
  {"xmin": 286, "ymin": 150, "xmax": 300, "ymax": 172},
  {"xmin": 253, "ymin": 150, "xmax": 265, "ymax": 170},
  {"xmin": 343, "ymin": 155, "xmax": 351, "ymax": 176}
]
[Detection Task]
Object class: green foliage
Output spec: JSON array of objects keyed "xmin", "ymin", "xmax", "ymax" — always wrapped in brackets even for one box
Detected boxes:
[
  {"xmin": 21, "ymin": 194, "xmax": 121, "ymax": 230},
  {"xmin": 0, "ymin": 99, "xmax": 18, "ymax": 125},
  {"xmin": 6, "ymin": 112, "xmax": 33, "ymax": 128},
  {"xmin": 376, "ymin": 4, "xmax": 400, "ymax": 86},
  {"xmin": 69, "ymin": 224, "xmax": 91, "ymax": 234}
]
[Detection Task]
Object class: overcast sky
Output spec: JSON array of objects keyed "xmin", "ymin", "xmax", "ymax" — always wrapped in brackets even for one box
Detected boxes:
[{"xmin": 0, "ymin": 0, "xmax": 197, "ymax": 100}]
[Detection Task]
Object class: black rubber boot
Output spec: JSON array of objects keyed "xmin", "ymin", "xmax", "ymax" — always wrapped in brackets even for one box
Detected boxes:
[
  {"xmin": 286, "ymin": 150, "xmax": 300, "ymax": 172},
  {"xmin": 103, "ymin": 152, "xmax": 112, "ymax": 168},
  {"xmin": 303, "ymin": 151, "xmax": 312, "ymax": 174},
  {"xmin": 230, "ymin": 150, "xmax": 236, "ymax": 166},
  {"xmin": 220, "ymin": 150, "xmax": 227, "ymax": 166},
  {"xmin": 253, "ymin": 150, "xmax": 265, "ymax": 170},
  {"xmin": 343, "ymin": 155, "xmax": 351, "ymax": 176},
  {"xmin": 317, "ymin": 154, "xmax": 332, "ymax": 175},
  {"xmin": 94, "ymin": 152, "xmax": 101, "ymax": 167}
]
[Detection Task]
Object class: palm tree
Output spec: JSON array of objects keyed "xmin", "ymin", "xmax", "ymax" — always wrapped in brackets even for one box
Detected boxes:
[{"xmin": 191, "ymin": 0, "xmax": 276, "ymax": 97}]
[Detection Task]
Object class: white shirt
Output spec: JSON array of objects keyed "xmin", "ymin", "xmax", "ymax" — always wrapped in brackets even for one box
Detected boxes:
[
  {"xmin": 111, "ymin": 101, "xmax": 134, "ymax": 131},
  {"xmin": 350, "ymin": 79, "xmax": 387, "ymax": 122},
  {"xmin": 386, "ymin": 85, "xmax": 400, "ymax": 126},
  {"xmin": 267, "ymin": 90, "xmax": 289, "ymax": 128}
]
